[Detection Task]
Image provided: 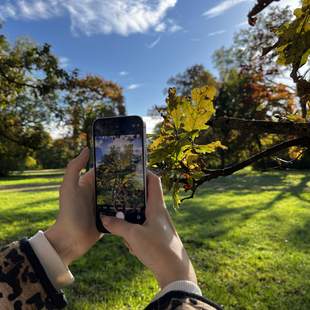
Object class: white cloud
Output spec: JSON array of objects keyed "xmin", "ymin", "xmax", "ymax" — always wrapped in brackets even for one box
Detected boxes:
[
  {"xmin": 0, "ymin": 0, "xmax": 178, "ymax": 36},
  {"xmin": 155, "ymin": 18, "xmax": 182, "ymax": 33},
  {"xmin": 208, "ymin": 29, "xmax": 226, "ymax": 37},
  {"xmin": 169, "ymin": 22, "xmax": 182, "ymax": 33},
  {"xmin": 155, "ymin": 22, "xmax": 166, "ymax": 32},
  {"xmin": 119, "ymin": 71, "xmax": 129, "ymax": 76},
  {"xmin": 203, "ymin": 0, "xmax": 251, "ymax": 18},
  {"xmin": 59, "ymin": 56, "xmax": 69, "ymax": 68},
  {"xmin": 147, "ymin": 36, "xmax": 161, "ymax": 48},
  {"xmin": 127, "ymin": 83, "xmax": 141, "ymax": 90}
]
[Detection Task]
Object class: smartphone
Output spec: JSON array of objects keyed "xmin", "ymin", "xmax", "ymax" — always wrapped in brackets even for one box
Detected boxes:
[{"xmin": 93, "ymin": 116, "xmax": 147, "ymax": 233}]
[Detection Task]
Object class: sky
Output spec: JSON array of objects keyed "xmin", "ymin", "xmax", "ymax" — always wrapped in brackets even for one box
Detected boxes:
[{"xmin": 0, "ymin": 0, "xmax": 301, "ymax": 122}]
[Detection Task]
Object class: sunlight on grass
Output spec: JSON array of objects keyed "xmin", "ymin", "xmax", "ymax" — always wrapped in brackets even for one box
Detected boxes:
[{"xmin": 0, "ymin": 169, "xmax": 309, "ymax": 309}]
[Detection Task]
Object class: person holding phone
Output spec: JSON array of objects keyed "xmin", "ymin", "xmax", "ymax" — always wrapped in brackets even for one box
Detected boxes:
[{"xmin": 0, "ymin": 148, "xmax": 222, "ymax": 310}]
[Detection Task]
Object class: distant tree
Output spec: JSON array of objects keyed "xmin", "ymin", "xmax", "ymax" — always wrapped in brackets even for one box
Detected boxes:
[
  {"xmin": 166, "ymin": 64, "xmax": 218, "ymax": 96},
  {"xmin": 210, "ymin": 6, "xmax": 297, "ymax": 168},
  {"xmin": 0, "ymin": 27, "xmax": 70, "ymax": 175},
  {"xmin": 35, "ymin": 136, "xmax": 76, "ymax": 169},
  {"xmin": 213, "ymin": 6, "xmax": 292, "ymax": 82},
  {"xmin": 65, "ymin": 74, "xmax": 125, "ymax": 152}
]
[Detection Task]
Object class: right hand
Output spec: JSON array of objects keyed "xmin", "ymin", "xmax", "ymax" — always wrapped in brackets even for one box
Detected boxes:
[{"xmin": 101, "ymin": 171, "xmax": 197, "ymax": 289}]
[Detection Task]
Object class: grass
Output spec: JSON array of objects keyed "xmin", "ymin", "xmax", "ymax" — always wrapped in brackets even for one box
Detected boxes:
[{"xmin": 0, "ymin": 169, "xmax": 309, "ymax": 309}]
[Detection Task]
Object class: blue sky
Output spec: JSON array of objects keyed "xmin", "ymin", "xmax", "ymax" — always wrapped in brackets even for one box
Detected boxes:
[{"xmin": 1, "ymin": 0, "xmax": 299, "ymax": 117}]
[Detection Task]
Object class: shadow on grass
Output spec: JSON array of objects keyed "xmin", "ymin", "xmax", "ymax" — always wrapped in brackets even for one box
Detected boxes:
[
  {"xmin": 196, "ymin": 172, "xmax": 310, "ymax": 198},
  {"xmin": 172, "ymin": 172, "xmax": 310, "ymax": 249},
  {"xmin": 0, "ymin": 171, "xmax": 64, "ymax": 182},
  {"xmin": 287, "ymin": 218, "xmax": 310, "ymax": 250},
  {"xmin": 196, "ymin": 172, "xmax": 287, "ymax": 194},
  {"xmin": 0, "ymin": 182, "xmax": 60, "ymax": 191},
  {"xmin": 262, "ymin": 174, "xmax": 310, "ymax": 211}
]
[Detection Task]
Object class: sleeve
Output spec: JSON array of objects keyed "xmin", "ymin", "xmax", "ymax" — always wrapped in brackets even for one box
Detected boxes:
[
  {"xmin": 0, "ymin": 239, "xmax": 67, "ymax": 309},
  {"xmin": 144, "ymin": 290, "xmax": 222, "ymax": 310},
  {"xmin": 152, "ymin": 280, "xmax": 202, "ymax": 301},
  {"xmin": 29, "ymin": 231, "xmax": 74, "ymax": 289}
]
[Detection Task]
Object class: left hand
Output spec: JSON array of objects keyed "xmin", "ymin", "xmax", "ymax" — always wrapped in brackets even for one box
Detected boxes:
[{"xmin": 45, "ymin": 148, "xmax": 101, "ymax": 266}]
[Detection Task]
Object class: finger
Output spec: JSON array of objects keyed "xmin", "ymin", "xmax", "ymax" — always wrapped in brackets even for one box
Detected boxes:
[
  {"xmin": 101, "ymin": 215, "xmax": 135, "ymax": 239},
  {"xmin": 63, "ymin": 148, "xmax": 89, "ymax": 187},
  {"xmin": 146, "ymin": 170, "xmax": 165, "ymax": 215},
  {"xmin": 79, "ymin": 168, "xmax": 94, "ymax": 187}
]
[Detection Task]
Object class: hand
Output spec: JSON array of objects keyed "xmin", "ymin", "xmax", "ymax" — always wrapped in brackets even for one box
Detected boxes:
[
  {"xmin": 101, "ymin": 171, "xmax": 197, "ymax": 289},
  {"xmin": 45, "ymin": 148, "xmax": 101, "ymax": 266}
]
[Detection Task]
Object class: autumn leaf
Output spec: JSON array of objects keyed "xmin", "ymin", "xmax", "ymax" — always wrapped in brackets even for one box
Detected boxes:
[{"xmin": 194, "ymin": 141, "xmax": 227, "ymax": 154}]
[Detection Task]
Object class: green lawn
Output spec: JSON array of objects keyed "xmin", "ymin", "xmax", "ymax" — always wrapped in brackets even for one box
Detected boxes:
[{"xmin": 0, "ymin": 169, "xmax": 309, "ymax": 309}]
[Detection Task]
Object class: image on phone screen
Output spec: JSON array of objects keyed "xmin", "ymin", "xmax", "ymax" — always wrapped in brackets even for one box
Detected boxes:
[{"xmin": 94, "ymin": 124, "xmax": 146, "ymax": 225}]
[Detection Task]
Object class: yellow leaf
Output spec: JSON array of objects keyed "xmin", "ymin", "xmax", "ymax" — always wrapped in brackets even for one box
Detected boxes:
[
  {"xmin": 170, "ymin": 105, "xmax": 183, "ymax": 129},
  {"xmin": 183, "ymin": 86, "xmax": 216, "ymax": 132},
  {"xmin": 294, "ymin": 8, "xmax": 303, "ymax": 18},
  {"xmin": 191, "ymin": 85, "xmax": 217, "ymax": 103},
  {"xmin": 288, "ymin": 146, "xmax": 304, "ymax": 160}
]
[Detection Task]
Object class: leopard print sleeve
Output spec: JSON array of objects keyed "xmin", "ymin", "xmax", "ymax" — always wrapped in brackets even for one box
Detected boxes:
[
  {"xmin": 0, "ymin": 239, "xmax": 67, "ymax": 309},
  {"xmin": 144, "ymin": 291, "xmax": 223, "ymax": 310}
]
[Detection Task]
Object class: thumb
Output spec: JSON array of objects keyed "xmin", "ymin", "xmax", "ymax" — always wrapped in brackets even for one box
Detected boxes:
[
  {"xmin": 101, "ymin": 215, "xmax": 134, "ymax": 238},
  {"xmin": 64, "ymin": 147, "xmax": 89, "ymax": 186}
]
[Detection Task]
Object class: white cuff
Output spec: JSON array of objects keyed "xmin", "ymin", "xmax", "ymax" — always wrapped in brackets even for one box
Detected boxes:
[
  {"xmin": 29, "ymin": 231, "xmax": 74, "ymax": 289},
  {"xmin": 153, "ymin": 280, "xmax": 202, "ymax": 301}
]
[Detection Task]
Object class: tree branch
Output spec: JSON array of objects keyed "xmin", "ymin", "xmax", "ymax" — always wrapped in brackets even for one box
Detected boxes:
[
  {"xmin": 207, "ymin": 117, "xmax": 310, "ymax": 137},
  {"xmin": 248, "ymin": 0, "xmax": 281, "ymax": 26},
  {"xmin": 181, "ymin": 136, "xmax": 310, "ymax": 202},
  {"xmin": 198, "ymin": 137, "xmax": 309, "ymax": 185}
]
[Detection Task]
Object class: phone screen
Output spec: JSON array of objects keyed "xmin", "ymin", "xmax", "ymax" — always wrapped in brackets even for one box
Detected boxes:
[{"xmin": 93, "ymin": 117, "xmax": 146, "ymax": 226}]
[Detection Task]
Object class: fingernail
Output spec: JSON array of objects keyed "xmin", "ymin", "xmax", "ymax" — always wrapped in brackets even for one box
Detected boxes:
[{"xmin": 101, "ymin": 215, "xmax": 111, "ymax": 226}]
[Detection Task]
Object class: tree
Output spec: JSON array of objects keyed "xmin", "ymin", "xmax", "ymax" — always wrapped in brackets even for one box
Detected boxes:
[
  {"xmin": 35, "ymin": 136, "xmax": 77, "ymax": 169},
  {"xmin": 0, "ymin": 26, "xmax": 71, "ymax": 175},
  {"xmin": 65, "ymin": 74, "xmax": 125, "ymax": 153},
  {"xmin": 149, "ymin": 0, "xmax": 310, "ymax": 207},
  {"xmin": 0, "ymin": 35, "xmax": 69, "ymax": 146},
  {"xmin": 213, "ymin": 6, "xmax": 293, "ymax": 82},
  {"xmin": 166, "ymin": 64, "xmax": 218, "ymax": 96}
]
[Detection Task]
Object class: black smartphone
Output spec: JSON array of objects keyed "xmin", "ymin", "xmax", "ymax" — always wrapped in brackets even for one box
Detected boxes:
[{"xmin": 93, "ymin": 116, "xmax": 147, "ymax": 233}]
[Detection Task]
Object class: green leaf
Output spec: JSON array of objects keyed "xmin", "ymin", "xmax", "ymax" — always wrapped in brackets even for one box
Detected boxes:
[{"xmin": 195, "ymin": 141, "xmax": 227, "ymax": 154}]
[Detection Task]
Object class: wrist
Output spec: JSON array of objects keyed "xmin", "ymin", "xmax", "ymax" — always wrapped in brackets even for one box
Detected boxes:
[
  {"xmin": 44, "ymin": 225, "xmax": 76, "ymax": 267},
  {"xmin": 156, "ymin": 260, "xmax": 197, "ymax": 289}
]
